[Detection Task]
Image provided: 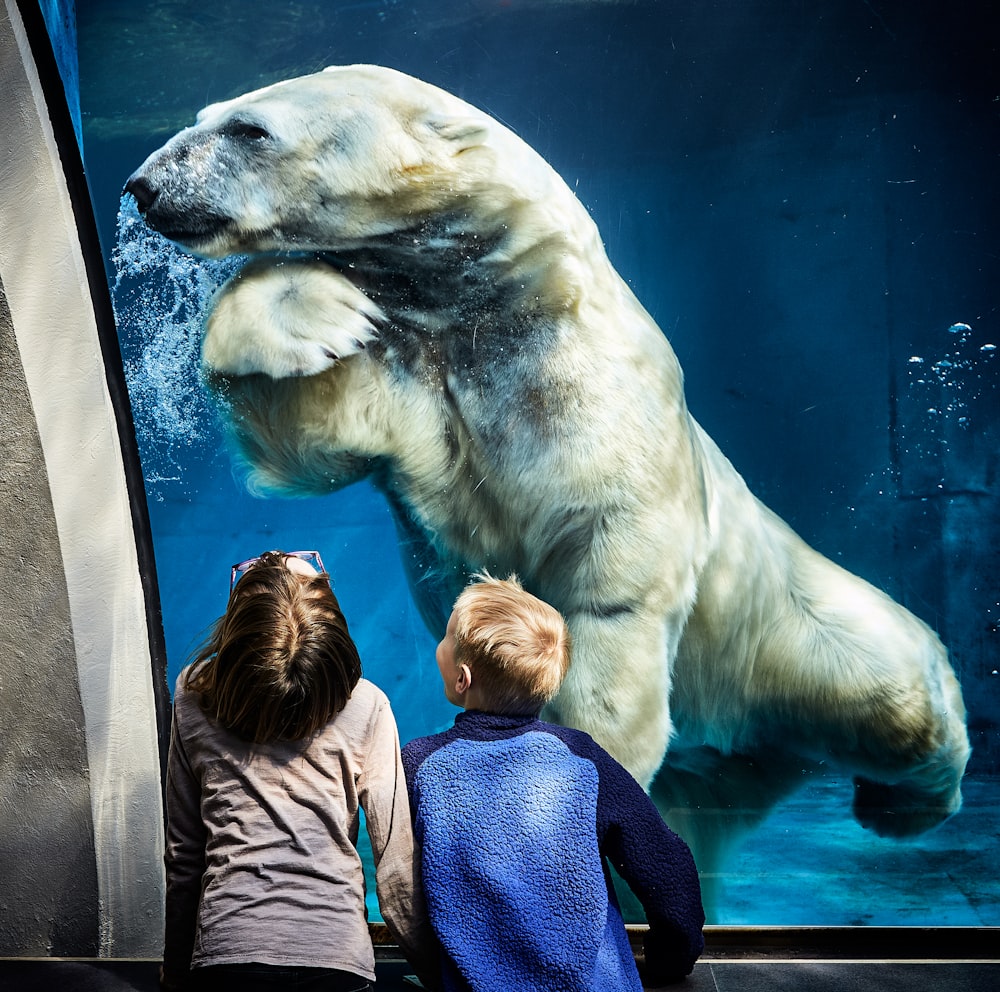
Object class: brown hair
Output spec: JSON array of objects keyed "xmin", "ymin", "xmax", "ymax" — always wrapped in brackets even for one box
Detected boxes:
[
  {"xmin": 452, "ymin": 573, "xmax": 571, "ymax": 715},
  {"xmin": 184, "ymin": 551, "xmax": 361, "ymax": 743}
]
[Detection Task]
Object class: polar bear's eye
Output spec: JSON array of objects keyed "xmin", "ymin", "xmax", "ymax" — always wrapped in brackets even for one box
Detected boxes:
[{"xmin": 222, "ymin": 119, "xmax": 271, "ymax": 142}]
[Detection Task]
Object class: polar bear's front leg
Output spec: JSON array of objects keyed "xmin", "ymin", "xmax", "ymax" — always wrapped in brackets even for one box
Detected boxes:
[
  {"xmin": 203, "ymin": 257, "xmax": 384, "ymax": 380},
  {"xmin": 200, "ymin": 256, "xmax": 420, "ymax": 498},
  {"xmin": 544, "ymin": 610, "xmax": 680, "ymax": 788}
]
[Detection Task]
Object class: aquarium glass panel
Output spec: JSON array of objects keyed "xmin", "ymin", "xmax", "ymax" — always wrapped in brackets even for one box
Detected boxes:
[{"xmin": 76, "ymin": 0, "xmax": 998, "ymax": 927}]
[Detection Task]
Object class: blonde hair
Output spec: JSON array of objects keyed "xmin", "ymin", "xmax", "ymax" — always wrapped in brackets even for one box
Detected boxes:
[
  {"xmin": 185, "ymin": 551, "xmax": 361, "ymax": 743},
  {"xmin": 452, "ymin": 573, "xmax": 571, "ymax": 715}
]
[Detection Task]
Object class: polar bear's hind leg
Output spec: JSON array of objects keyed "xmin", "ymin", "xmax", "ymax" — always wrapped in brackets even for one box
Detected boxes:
[{"xmin": 851, "ymin": 676, "xmax": 969, "ymax": 838}]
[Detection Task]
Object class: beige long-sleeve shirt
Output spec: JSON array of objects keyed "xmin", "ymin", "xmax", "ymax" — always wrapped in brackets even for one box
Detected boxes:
[{"xmin": 163, "ymin": 672, "xmax": 436, "ymax": 985}]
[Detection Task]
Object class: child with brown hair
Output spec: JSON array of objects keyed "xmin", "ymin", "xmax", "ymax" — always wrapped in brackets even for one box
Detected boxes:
[
  {"xmin": 161, "ymin": 550, "xmax": 434, "ymax": 992},
  {"xmin": 402, "ymin": 573, "xmax": 704, "ymax": 992}
]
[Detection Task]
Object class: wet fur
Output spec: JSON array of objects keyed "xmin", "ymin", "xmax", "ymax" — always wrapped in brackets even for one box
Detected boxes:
[{"xmin": 128, "ymin": 65, "xmax": 970, "ymax": 910}]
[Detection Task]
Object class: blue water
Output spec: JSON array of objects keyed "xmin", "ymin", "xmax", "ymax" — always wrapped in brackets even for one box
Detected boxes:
[{"xmin": 70, "ymin": 0, "xmax": 999, "ymax": 927}]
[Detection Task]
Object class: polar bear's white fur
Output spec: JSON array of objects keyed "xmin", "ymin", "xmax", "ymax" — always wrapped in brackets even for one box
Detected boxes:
[{"xmin": 127, "ymin": 65, "xmax": 969, "ymax": 890}]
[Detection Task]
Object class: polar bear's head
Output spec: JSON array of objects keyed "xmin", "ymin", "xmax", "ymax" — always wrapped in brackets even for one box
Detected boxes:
[{"xmin": 125, "ymin": 65, "xmax": 504, "ymax": 258}]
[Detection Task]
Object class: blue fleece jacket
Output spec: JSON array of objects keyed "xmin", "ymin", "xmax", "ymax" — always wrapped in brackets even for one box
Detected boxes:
[{"xmin": 402, "ymin": 711, "xmax": 704, "ymax": 992}]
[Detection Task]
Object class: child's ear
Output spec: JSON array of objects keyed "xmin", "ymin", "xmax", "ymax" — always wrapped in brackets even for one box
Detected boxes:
[{"xmin": 455, "ymin": 664, "xmax": 472, "ymax": 695}]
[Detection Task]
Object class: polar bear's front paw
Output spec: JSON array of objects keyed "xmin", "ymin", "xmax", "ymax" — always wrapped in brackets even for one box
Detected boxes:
[{"xmin": 202, "ymin": 257, "xmax": 384, "ymax": 379}]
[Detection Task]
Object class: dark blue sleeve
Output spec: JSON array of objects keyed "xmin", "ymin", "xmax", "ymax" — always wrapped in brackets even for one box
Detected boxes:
[
  {"xmin": 401, "ymin": 733, "xmax": 447, "ymax": 817},
  {"xmin": 400, "ymin": 740, "xmax": 421, "ymax": 812},
  {"xmin": 552, "ymin": 727, "xmax": 705, "ymax": 982}
]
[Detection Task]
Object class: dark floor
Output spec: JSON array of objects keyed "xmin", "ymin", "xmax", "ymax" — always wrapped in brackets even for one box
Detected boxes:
[
  {"xmin": 1, "ymin": 958, "xmax": 998, "ymax": 992},
  {"xmin": 3, "ymin": 920, "xmax": 997, "ymax": 990}
]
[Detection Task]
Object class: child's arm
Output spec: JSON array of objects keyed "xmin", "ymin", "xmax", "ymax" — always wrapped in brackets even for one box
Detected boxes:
[
  {"xmin": 359, "ymin": 700, "xmax": 441, "ymax": 989},
  {"xmin": 161, "ymin": 701, "xmax": 207, "ymax": 989},
  {"xmin": 595, "ymin": 748, "xmax": 705, "ymax": 984}
]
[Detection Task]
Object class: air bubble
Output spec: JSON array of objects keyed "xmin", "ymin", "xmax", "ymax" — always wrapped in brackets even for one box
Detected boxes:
[{"xmin": 112, "ymin": 195, "xmax": 244, "ymax": 490}]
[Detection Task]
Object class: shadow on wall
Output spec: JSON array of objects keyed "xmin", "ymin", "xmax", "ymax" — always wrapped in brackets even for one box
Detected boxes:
[{"xmin": 0, "ymin": 282, "xmax": 100, "ymax": 951}]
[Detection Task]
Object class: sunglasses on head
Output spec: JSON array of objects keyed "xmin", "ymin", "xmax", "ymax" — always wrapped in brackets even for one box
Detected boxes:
[{"xmin": 230, "ymin": 550, "xmax": 327, "ymax": 592}]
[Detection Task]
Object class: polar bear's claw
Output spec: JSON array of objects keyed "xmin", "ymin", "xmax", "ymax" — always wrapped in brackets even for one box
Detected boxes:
[{"xmin": 202, "ymin": 257, "xmax": 382, "ymax": 380}]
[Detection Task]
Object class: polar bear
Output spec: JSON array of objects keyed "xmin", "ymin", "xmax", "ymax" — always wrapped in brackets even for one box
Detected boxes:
[{"xmin": 126, "ymin": 65, "xmax": 969, "ymax": 887}]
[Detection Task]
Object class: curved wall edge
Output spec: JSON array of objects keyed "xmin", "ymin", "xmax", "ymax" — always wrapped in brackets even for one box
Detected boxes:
[{"xmin": 1, "ymin": 0, "xmax": 166, "ymax": 957}]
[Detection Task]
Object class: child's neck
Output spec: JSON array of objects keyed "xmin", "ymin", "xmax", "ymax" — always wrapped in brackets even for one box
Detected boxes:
[{"xmin": 463, "ymin": 703, "xmax": 542, "ymax": 720}]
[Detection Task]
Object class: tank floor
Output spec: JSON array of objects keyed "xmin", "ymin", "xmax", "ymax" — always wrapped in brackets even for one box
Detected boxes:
[{"xmin": 709, "ymin": 774, "xmax": 999, "ymax": 925}]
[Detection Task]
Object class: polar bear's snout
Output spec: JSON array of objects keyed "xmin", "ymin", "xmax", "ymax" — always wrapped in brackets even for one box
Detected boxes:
[
  {"xmin": 124, "ymin": 120, "xmax": 257, "ymax": 255},
  {"xmin": 125, "ymin": 155, "xmax": 234, "ymax": 255},
  {"xmin": 124, "ymin": 172, "xmax": 158, "ymax": 214}
]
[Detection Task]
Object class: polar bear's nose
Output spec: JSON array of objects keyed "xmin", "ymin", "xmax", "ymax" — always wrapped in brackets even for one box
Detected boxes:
[{"xmin": 124, "ymin": 174, "xmax": 158, "ymax": 214}]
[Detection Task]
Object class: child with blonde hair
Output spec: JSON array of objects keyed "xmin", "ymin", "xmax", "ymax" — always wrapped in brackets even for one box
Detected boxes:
[{"xmin": 402, "ymin": 573, "xmax": 704, "ymax": 992}]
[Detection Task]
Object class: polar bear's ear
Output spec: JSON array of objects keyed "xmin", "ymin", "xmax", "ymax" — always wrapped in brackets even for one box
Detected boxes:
[{"xmin": 424, "ymin": 115, "xmax": 489, "ymax": 151}]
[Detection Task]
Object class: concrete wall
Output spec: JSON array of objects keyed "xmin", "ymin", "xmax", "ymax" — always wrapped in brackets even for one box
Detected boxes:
[{"xmin": 0, "ymin": 0, "xmax": 166, "ymax": 957}]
